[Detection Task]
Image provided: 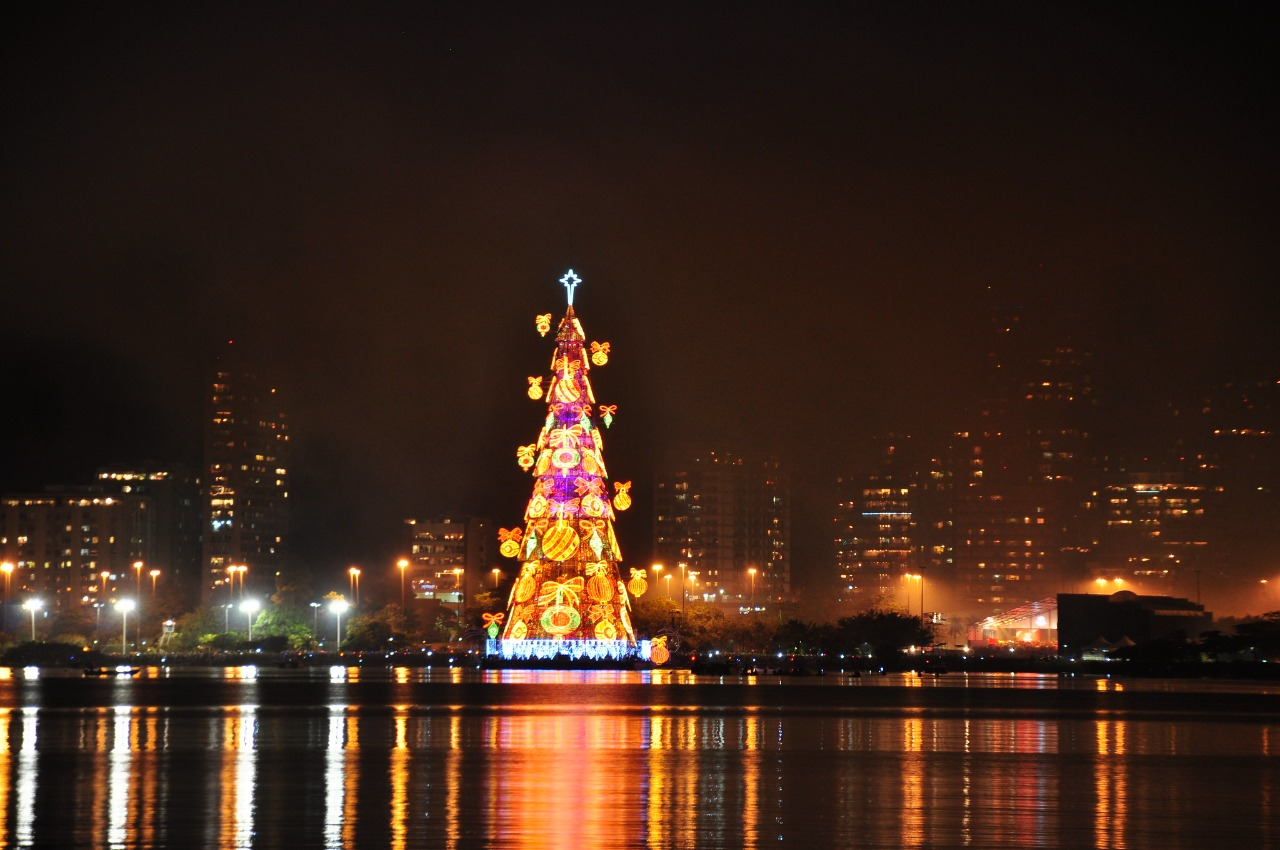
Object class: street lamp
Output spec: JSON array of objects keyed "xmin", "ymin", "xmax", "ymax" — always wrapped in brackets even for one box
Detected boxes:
[
  {"xmin": 679, "ymin": 562, "xmax": 688, "ymax": 616},
  {"xmin": 748, "ymin": 567, "xmax": 757, "ymax": 608},
  {"xmin": 240, "ymin": 598, "xmax": 261, "ymax": 642},
  {"xmin": 348, "ymin": 567, "xmax": 361, "ymax": 605},
  {"xmin": 310, "ymin": 601, "xmax": 321, "ymax": 631},
  {"xmin": 116, "ymin": 599, "xmax": 136, "ymax": 655},
  {"xmin": 330, "ymin": 599, "xmax": 350, "ymax": 647},
  {"xmin": 22, "ymin": 598, "xmax": 42, "ymax": 642},
  {"xmin": 904, "ymin": 573, "xmax": 922, "ymax": 616},
  {"xmin": 1, "ymin": 562, "xmax": 13, "ymax": 632},
  {"xmin": 492, "ymin": 567, "xmax": 501, "ymax": 590},
  {"xmin": 652, "ymin": 564, "xmax": 664, "ymax": 597},
  {"xmin": 233, "ymin": 564, "xmax": 248, "ymax": 597},
  {"xmin": 664, "ymin": 574, "xmax": 672, "ymax": 598},
  {"xmin": 133, "ymin": 560, "xmax": 144, "ymax": 599},
  {"xmin": 397, "ymin": 559, "xmax": 409, "ymax": 610},
  {"xmin": 149, "ymin": 569, "xmax": 161, "ymax": 598},
  {"xmin": 919, "ymin": 570, "xmax": 926, "ymax": 621}
]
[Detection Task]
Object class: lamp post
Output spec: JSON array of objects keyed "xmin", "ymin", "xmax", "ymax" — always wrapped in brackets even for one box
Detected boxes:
[
  {"xmin": 492, "ymin": 567, "xmax": 501, "ymax": 590},
  {"xmin": 149, "ymin": 569, "xmax": 161, "ymax": 598},
  {"xmin": 904, "ymin": 573, "xmax": 922, "ymax": 617},
  {"xmin": 664, "ymin": 574, "xmax": 672, "ymax": 599},
  {"xmin": 748, "ymin": 567, "xmax": 757, "ymax": 609},
  {"xmin": 133, "ymin": 561, "xmax": 144, "ymax": 599},
  {"xmin": 1, "ymin": 562, "xmax": 12, "ymax": 632},
  {"xmin": 22, "ymin": 598, "xmax": 42, "ymax": 642},
  {"xmin": 348, "ymin": 567, "xmax": 361, "ymax": 605},
  {"xmin": 919, "ymin": 570, "xmax": 926, "ymax": 622},
  {"xmin": 679, "ymin": 562, "xmax": 687, "ymax": 616},
  {"xmin": 331, "ymin": 599, "xmax": 350, "ymax": 647},
  {"xmin": 94, "ymin": 601, "xmax": 105, "ymax": 634},
  {"xmin": 228, "ymin": 565, "xmax": 247, "ymax": 600},
  {"xmin": 116, "ymin": 599, "xmax": 136, "ymax": 655},
  {"xmin": 310, "ymin": 601, "xmax": 321, "ymax": 632},
  {"xmin": 397, "ymin": 559, "xmax": 409, "ymax": 610},
  {"xmin": 240, "ymin": 598, "xmax": 261, "ymax": 642},
  {"xmin": 453, "ymin": 569, "xmax": 464, "ymax": 625}
]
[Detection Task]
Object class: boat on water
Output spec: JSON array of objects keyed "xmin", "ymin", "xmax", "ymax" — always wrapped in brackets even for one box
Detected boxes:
[{"xmin": 83, "ymin": 665, "xmax": 140, "ymax": 677}]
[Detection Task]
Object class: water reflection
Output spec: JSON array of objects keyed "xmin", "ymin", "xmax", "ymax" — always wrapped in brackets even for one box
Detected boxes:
[{"xmin": 0, "ymin": 674, "xmax": 1274, "ymax": 848}]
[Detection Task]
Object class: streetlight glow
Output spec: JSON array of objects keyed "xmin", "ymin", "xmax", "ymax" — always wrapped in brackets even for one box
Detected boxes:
[
  {"xmin": 22, "ymin": 598, "xmax": 42, "ymax": 641},
  {"xmin": 348, "ymin": 567, "xmax": 361, "ymax": 605},
  {"xmin": 330, "ymin": 598, "xmax": 350, "ymax": 647},
  {"xmin": 1, "ymin": 562, "xmax": 13, "ymax": 632},
  {"xmin": 240, "ymin": 598, "xmax": 261, "ymax": 641},
  {"xmin": 397, "ymin": 558, "xmax": 409, "ymax": 610},
  {"xmin": 116, "ymin": 599, "xmax": 136, "ymax": 655}
]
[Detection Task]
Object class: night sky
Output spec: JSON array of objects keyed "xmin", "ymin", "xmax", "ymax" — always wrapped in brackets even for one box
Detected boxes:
[{"xmin": 3, "ymin": 5, "xmax": 1277, "ymax": 594}]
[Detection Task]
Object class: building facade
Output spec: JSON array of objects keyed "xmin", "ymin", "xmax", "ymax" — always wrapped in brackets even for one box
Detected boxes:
[
  {"xmin": 202, "ymin": 349, "xmax": 289, "ymax": 602},
  {"xmin": 652, "ymin": 447, "xmax": 790, "ymax": 611},
  {"xmin": 0, "ymin": 490, "xmax": 148, "ymax": 617},
  {"xmin": 834, "ymin": 435, "xmax": 952, "ymax": 613},
  {"xmin": 97, "ymin": 465, "xmax": 202, "ymax": 607},
  {"xmin": 403, "ymin": 515, "xmax": 493, "ymax": 608}
]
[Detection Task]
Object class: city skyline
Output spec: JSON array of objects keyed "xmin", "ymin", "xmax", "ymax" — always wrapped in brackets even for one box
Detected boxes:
[{"xmin": 3, "ymin": 6, "xmax": 1277, "ymax": 610}]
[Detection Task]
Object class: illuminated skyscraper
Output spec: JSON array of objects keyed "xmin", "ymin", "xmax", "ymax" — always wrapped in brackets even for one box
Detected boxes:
[
  {"xmin": 404, "ymin": 515, "xmax": 492, "ymax": 610},
  {"xmin": 949, "ymin": 307, "xmax": 1096, "ymax": 620},
  {"xmin": 202, "ymin": 346, "xmax": 289, "ymax": 601},
  {"xmin": 96, "ymin": 464, "xmax": 201, "ymax": 606},
  {"xmin": 0, "ymin": 489, "xmax": 148, "ymax": 612},
  {"xmin": 652, "ymin": 446, "xmax": 790, "ymax": 609},
  {"xmin": 834, "ymin": 435, "xmax": 950, "ymax": 610}
]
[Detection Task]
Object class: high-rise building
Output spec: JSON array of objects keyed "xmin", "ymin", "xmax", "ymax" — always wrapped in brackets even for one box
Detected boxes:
[
  {"xmin": 652, "ymin": 446, "xmax": 790, "ymax": 610},
  {"xmin": 96, "ymin": 464, "xmax": 202, "ymax": 607},
  {"xmin": 0, "ymin": 488, "xmax": 148, "ymax": 615},
  {"xmin": 834, "ymin": 434, "xmax": 951, "ymax": 611},
  {"xmin": 403, "ymin": 515, "xmax": 492, "ymax": 608},
  {"xmin": 202, "ymin": 347, "xmax": 289, "ymax": 602},
  {"xmin": 947, "ymin": 307, "xmax": 1097, "ymax": 621},
  {"xmin": 1095, "ymin": 467, "xmax": 1209, "ymax": 594}
]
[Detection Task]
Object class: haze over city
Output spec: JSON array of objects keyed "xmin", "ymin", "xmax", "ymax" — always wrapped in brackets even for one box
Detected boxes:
[{"xmin": 3, "ymin": 5, "xmax": 1277, "ymax": 616}]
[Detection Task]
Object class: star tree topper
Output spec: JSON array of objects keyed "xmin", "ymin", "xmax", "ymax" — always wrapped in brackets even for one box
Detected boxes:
[{"xmin": 560, "ymin": 268, "xmax": 582, "ymax": 305}]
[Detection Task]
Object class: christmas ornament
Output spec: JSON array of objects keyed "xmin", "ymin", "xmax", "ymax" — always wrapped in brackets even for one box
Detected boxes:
[
  {"xmin": 541, "ymin": 521, "xmax": 580, "ymax": 562},
  {"xmin": 614, "ymin": 481, "xmax": 632, "ymax": 511},
  {"xmin": 627, "ymin": 568, "xmax": 648, "ymax": 597},
  {"xmin": 650, "ymin": 635, "xmax": 670, "ymax": 665},
  {"xmin": 589, "ymin": 341, "xmax": 610, "ymax": 366},
  {"xmin": 498, "ymin": 527, "xmax": 523, "ymax": 558}
]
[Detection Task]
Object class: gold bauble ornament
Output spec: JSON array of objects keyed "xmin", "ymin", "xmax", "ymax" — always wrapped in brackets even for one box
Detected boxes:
[{"xmin": 541, "ymin": 521, "xmax": 580, "ymax": 562}]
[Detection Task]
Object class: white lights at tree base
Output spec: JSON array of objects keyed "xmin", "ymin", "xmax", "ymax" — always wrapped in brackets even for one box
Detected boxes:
[{"xmin": 488, "ymin": 639, "xmax": 652, "ymax": 662}]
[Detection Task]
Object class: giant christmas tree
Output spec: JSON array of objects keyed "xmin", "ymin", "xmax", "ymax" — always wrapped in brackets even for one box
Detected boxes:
[{"xmin": 491, "ymin": 270, "xmax": 652, "ymax": 661}]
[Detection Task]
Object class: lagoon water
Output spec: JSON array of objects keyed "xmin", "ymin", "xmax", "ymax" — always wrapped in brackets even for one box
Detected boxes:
[{"xmin": 0, "ymin": 666, "xmax": 1276, "ymax": 849}]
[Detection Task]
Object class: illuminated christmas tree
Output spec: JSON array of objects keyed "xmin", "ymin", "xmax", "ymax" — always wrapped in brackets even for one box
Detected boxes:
[{"xmin": 491, "ymin": 270, "xmax": 651, "ymax": 661}]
